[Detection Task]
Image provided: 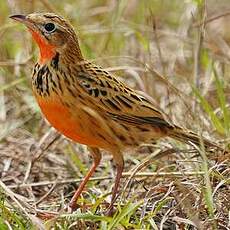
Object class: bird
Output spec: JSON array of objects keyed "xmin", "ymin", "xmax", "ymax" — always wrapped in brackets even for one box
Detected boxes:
[{"xmin": 10, "ymin": 13, "xmax": 221, "ymax": 215}]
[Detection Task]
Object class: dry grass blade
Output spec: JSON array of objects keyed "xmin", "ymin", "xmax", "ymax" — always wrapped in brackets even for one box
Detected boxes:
[
  {"xmin": 8, "ymin": 171, "xmax": 205, "ymax": 189},
  {"xmin": 0, "ymin": 180, "xmax": 44, "ymax": 229},
  {"xmin": 1, "ymin": 0, "xmax": 229, "ymax": 229}
]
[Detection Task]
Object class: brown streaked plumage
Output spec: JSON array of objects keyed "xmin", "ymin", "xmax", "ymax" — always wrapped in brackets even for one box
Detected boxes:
[{"xmin": 10, "ymin": 13, "xmax": 221, "ymax": 215}]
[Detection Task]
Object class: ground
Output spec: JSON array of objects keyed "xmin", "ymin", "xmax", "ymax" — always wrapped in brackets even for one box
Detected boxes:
[{"xmin": 0, "ymin": 0, "xmax": 229, "ymax": 229}]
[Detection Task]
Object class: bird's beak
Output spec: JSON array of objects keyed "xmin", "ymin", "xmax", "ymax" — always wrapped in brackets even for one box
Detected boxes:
[{"xmin": 9, "ymin": 14, "xmax": 34, "ymax": 30}]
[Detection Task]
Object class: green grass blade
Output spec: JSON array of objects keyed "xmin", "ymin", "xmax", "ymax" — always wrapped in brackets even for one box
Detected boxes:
[
  {"xmin": 108, "ymin": 200, "xmax": 142, "ymax": 230},
  {"xmin": 192, "ymin": 86, "xmax": 225, "ymax": 134},
  {"xmin": 0, "ymin": 78, "xmax": 26, "ymax": 92},
  {"xmin": 199, "ymin": 146, "xmax": 217, "ymax": 229},
  {"xmin": 213, "ymin": 68, "xmax": 230, "ymax": 135},
  {"xmin": 60, "ymin": 211, "xmax": 111, "ymax": 222},
  {"xmin": 64, "ymin": 144, "xmax": 87, "ymax": 175}
]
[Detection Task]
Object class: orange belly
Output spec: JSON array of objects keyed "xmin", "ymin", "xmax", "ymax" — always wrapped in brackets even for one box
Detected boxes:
[{"xmin": 36, "ymin": 96, "xmax": 104, "ymax": 148}]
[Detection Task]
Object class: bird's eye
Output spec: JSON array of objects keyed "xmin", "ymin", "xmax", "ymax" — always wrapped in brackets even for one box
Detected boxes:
[{"xmin": 44, "ymin": 23, "xmax": 56, "ymax": 33}]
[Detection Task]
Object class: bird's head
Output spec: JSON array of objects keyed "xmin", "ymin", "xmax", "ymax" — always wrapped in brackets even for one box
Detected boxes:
[{"xmin": 10, "ymin": 13, "xmax": 82, "ymax": 64}]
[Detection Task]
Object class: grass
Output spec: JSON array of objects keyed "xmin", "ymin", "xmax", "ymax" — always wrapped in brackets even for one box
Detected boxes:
[{"xmin": 0, "ymin": 0, "xmax": 230, "ymax": 229}]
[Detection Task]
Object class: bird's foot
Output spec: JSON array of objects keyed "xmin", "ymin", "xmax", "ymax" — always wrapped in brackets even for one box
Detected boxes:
[
  {"xmin": 104, "ymin": 204, "xmax": 116, "ymax": 216},
  {"xmin": 67, "ymin": 201, "xmax": 81, "ymax": 213}
]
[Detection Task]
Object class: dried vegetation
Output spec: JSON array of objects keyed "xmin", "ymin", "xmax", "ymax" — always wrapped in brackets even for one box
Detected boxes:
[{"xmin": 0, "ymin": 0, "xmax": 229, "ymax": 229}]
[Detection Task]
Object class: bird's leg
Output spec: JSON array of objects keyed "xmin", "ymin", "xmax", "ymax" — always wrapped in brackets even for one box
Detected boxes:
[
  {"xmin": 106, "ymin": 152, "xmax": 124, "ymax": 216},
  {"xmin": 69, "ymin": 147, "xmax": 101, "ymax": 212}
]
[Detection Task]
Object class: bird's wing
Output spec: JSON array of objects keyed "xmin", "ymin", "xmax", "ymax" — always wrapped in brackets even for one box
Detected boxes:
[{"xmin": 75, "ymin": 64, "xmax": 173, "ymax": 128}]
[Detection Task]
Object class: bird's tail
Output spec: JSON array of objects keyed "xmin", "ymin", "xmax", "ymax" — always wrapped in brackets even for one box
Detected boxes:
[{"xmin": 168, "ymin": 127, "xmax": 220, "ymax": 150}]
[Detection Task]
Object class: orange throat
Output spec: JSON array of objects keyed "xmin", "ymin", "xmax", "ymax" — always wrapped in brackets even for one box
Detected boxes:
[{"xmin": 30, "ymin": 29, "xmax": 56, "ymax": 64}]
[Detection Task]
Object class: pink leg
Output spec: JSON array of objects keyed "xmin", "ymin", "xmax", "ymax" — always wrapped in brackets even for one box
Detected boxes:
[
  {"xmin": 69, "ymin": 147, "xmax": 101, "ymax": 211},
  {"xmin": 106, "ymin": 153, "xmax": 124, "ymax": 215}
]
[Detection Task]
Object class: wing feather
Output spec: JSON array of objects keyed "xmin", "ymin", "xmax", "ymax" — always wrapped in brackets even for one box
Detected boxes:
[{"xmin": 74, "ymin": 64, "xmax": 172, "ymax": 128}]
